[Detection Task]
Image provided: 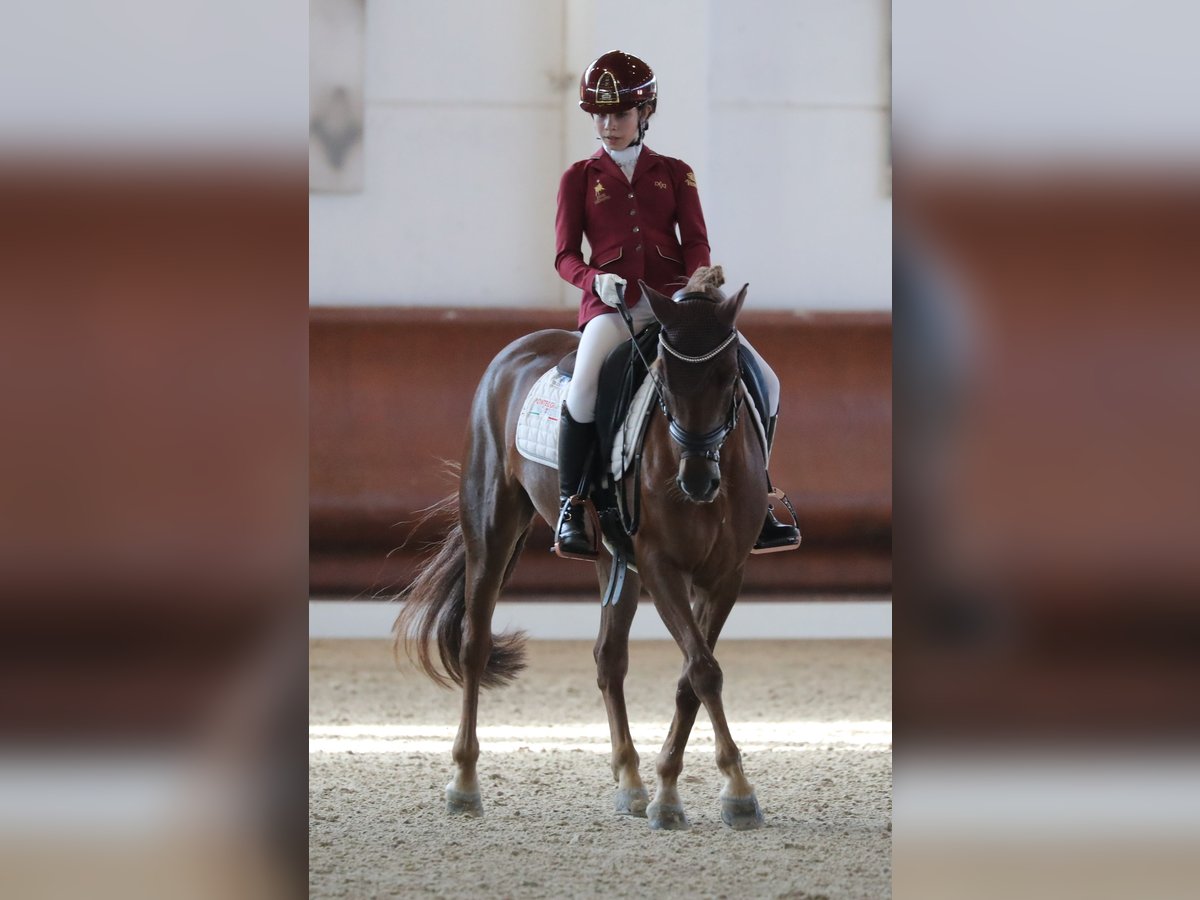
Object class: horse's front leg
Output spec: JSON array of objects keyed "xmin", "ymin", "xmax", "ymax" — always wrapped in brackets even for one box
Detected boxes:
[
  {"xmin": 640, "ymin": 566, "xmax": 763, "ymax": 831},
  {"xmin": 693, "ymin": 569, "xmax": 763, "ymax": 830},
  {"xmin": 593, "ymin": 557, "xmax": 647, "ymax": 816}
]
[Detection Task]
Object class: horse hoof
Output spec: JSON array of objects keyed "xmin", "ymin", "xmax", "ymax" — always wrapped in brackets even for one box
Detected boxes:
[
  {"xmin": 445, "ymin": 785, "xmax": 484, "ymax": 817},
  {"xmin": 615, "ymin": 786, "xmax": 649, "ymax": 817},
  {"xmin": 647, "ymin": 799, "xmax": 690, "ymax": 831},
  {"xmin": 720, "ymin": 794, "xmax": 764, "ymax": 830}
]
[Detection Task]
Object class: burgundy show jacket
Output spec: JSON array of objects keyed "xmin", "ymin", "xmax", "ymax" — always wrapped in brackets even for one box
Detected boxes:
[{"xmin": 554, "ymin": 146, "xmax": 711, "ymax": 329}]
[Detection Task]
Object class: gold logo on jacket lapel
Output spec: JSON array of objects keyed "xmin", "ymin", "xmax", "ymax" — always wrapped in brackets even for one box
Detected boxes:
[
  {"xmin": 654, "ymin": 180, "xmax": 669, "ymax": 190},
  {"xmin": 685, "ymin": 171, "xmax": 698, "ymax": 188},
  {"xmin": 593, "ymin": 181, "xmax": 610, "ymax": 204}
]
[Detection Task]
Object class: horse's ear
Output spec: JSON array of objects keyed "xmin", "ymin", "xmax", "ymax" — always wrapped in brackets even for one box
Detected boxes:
[
  {"xmin": 718, "ymin": 283, "xmax": 749, "ymax": 328},
  {"xmin": 639, "ymin": 280, "xmax": 676, "ymax": 325}
]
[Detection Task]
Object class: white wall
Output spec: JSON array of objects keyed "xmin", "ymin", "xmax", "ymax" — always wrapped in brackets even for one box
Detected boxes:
[
  {"xmin": 309, "ymin": 1, "xmax": 565, "ymax": 306},
  {"xmin": 1, "ymin": 0, "xmax": 306, "ymax": 154},
  {"xmin": 707, "ymin": 0, "xmax": 891, "ymax": 310},
  {"xmin": 309, "ymin": 0, "xmax": 892, "ymax": 311},
  {"xmin": 894, "ymin": 1, "xmax": 1200, "ymax": 166}
]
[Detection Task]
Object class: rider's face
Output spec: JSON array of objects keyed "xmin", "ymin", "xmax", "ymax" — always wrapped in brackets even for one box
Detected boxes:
[{"xmin": 593, "ymin": 108, "xmax": 641, "ymax": 150}]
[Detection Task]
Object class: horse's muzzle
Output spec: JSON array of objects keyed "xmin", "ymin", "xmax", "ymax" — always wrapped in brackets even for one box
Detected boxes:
[{"xmin": 677, "ymin": 457, "xmax": 720, "ymax": 503}]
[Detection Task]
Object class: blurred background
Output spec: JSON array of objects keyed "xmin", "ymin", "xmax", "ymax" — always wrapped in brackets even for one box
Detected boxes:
[
  {"xmin": 894, "ymin": 2, "xmax": 1200, "ymax": 897},
  {"xmin": 308, "ymin": 0, "xmax": 894, "ymax": 606},
  {"xmin": 0, "ymin": 2, "xmax": 306, "ymax": 897},
  {"xmin": 11, "ymin": 0, "xmax": 1198, "ymax": 896}
]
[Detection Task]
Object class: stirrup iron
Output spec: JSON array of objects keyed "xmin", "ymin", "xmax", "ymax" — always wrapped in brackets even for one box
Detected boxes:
[{"xmin": 553, "ymin": 494, "xmax": 599, "ymax": 561}]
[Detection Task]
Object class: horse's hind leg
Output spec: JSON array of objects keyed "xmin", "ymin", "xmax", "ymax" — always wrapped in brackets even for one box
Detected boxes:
[
  {"xmin": 447, "ymin": 477, "xmax": 533, "ymax": 816},
  {"xmin": 593, "ymin": 558, "xmax": 647, "ymax": 816}
]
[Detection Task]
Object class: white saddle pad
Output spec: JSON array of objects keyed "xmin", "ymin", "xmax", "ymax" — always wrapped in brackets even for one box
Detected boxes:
[
  {"xmin": 515, "ymin": 364, "xmax": 659, "ymax": 479},
  {"xmin": 609, "ymin": 376, "xmax": 657, "ymax": 479},
  {"xmin": 515, "ymin": 367, "xmax": 571, "ymax": 468}
]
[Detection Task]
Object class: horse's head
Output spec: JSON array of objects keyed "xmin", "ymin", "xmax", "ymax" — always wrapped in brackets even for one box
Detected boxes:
[{"xmin": 640, "ymin": 275, "xmax": 748, "ymax": 504}]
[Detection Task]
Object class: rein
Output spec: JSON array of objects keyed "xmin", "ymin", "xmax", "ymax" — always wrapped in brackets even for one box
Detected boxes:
[{"xmin": 613, "ymin": 284, "xmax": 671, "ymax": 418}]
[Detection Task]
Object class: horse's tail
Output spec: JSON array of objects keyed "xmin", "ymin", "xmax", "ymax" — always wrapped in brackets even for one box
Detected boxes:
[{"xmin": 392, "ymin": 491, "xmax": 527, "ymax": 690}]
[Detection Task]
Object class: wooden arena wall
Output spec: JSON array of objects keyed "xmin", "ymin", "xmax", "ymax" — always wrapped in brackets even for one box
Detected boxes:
[{"xmin": 310, "ymin": 308, "xmax": 892, "ymax": 597}]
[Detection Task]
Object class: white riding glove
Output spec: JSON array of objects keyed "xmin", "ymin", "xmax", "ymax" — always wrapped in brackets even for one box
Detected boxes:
[{"xmin": 594, "ymin": 273, "xmax": 627, "ymax": 308}]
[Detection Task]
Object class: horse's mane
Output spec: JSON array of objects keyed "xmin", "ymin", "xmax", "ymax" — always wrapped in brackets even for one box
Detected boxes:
[{"xmin": 683, "ymin": 265, "xmax": 726, "ymax": 300}]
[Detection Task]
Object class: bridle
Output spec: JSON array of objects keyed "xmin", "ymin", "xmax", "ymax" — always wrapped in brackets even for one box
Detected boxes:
[
  {"xmin": 608, "ymin": 285, "xmax": 744, "ymax": 538},
  {"xmin": 658, "ymin": 329, "xmax": 743, "ymax": 463},
  {"xmin": 616, "ymin": 287, "xmax": 743, "ymax": 464}
]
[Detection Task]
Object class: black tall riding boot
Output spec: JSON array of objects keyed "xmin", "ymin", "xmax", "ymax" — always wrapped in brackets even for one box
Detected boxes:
[
  {"xmin": 754, "ymin": 414, "xmax": 801, "ymax": 553},
  {"xmin": 553, "ymin": 406, "xmax": 599, "ymax": 560}
]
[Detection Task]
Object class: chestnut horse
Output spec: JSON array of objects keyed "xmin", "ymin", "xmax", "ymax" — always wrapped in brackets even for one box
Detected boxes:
[{"xmin": 394, "ymin": 271, "xmax": 768, "ymax": 830}]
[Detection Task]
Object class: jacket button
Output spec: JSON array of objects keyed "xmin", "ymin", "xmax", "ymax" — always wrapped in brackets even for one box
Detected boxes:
[
  {"xmin": 632, "ymin": 226, "xmax": 640, "ymax": 233},
  {"xmin": 629, "ymin": 209, "xmax": 636, "ymax": 216},
  {"xmin": 636, "ymin": 244, "xmax": 643, "ymax": 251},
  {"xmin": 627, "ymin": 192, "xmax": 634, "ymax": 199}
]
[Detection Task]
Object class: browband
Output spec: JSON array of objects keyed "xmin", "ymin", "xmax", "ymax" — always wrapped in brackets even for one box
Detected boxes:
[{"xmin": 670, "ymin": 289, "xmax": 718, "ymax": 303}]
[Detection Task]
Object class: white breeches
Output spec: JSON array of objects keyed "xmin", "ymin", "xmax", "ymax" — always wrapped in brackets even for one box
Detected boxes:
[{"xmin": 564, "ymin": 307, "xmax": 781, "ymax": 423}]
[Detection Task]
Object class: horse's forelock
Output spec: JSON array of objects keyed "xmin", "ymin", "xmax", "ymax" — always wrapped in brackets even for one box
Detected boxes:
[
  {"xmin": 662, "ymin": 294, "xmax": 735, "ymax": 370},
  {"xmin": 683, "ymin": 265, "xmax": 726, "ymax": 299},
  {"xmin": 660, "ymin": 266, "xmax": 739, "ymax": 381}
]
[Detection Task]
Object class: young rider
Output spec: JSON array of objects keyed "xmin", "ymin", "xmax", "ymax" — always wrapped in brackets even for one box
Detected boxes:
[{"xmin": 553, "ymin": 50, "xmax": 800, "ymax": 559}]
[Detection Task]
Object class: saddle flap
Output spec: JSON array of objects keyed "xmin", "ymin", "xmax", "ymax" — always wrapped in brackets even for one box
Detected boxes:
[
  {"xmin": 557, "ymin": 350, "xmax": 577, "ymax": 378},
  {"xmin": 737, "ymin": 344, "xmax": 770, "ymax": 428}
]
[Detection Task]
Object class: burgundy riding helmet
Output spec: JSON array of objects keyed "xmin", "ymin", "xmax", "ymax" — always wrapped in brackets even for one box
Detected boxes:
[{"xmin": 579, "ymin": 51, "xmax": 657, "ymax": 114}]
